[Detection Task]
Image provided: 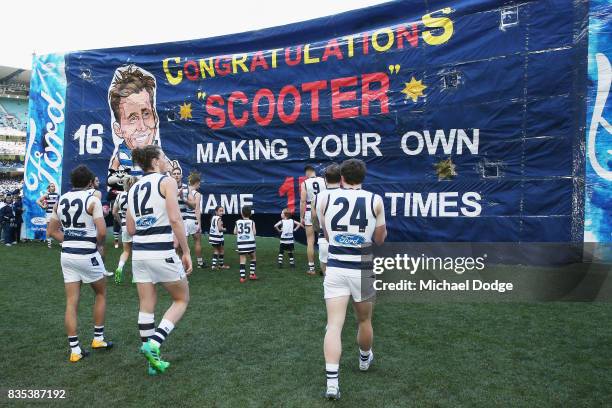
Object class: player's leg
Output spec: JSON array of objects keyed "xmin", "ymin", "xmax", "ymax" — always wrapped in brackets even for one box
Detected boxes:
[
  {"xmin": 211, "ymin": 246, "xmax": 218, "ymax": 269},
  {"xmin": 89, "ymin": 277, "xmax": 113, "ymax": 349},
  {"xmin": 219, "ymin": 245, "xmax": 229, "ymax": 269},
  {"xmin": 148, "ymin": 279, "xmax": 189, "ymax": 353},
  {"xmin": 305, "ymin": 226, "xmax": 316, "ymax": 275},
  {"xmin": 64, "ymin": 281, "xmax": 86, "ymax": 362},
  {"xmin": 288, "ymin": 244, "xmax": 296, "ymax": 268},
  {"xmin": 278, "ymin": 244, "xmax": 284, "ymax": 267},
  {"xmin": 323, "ymin": 295, "xmax": 350, "ymax": 399},
  {"xmin": 194, "ymin": 232, "xmax": 205, "ymax": 268},
  {"xmin": 239, "ymin": 254, "xmax": 247, "ymax": 282},
  {"xmin": 136, "ymin": 282, "xmax": 166, "ymax": 374},
  {"xmin": 249, "ymin": 252, "xmax": 257, "ymax": 280},
  {"xmin": 113, "ymin": 219, "xmax": 120, "ymax": 249},
  {"xmin": 319, "ymin": 240, "xmax": 328, "ymax": 276},
  {"xmin": 115, "ymin": 242, "xmax": 131, "ymax": 283},
  {"xmin": 353, "ymin": 301, "xmax": 374, "ymax": 370}
]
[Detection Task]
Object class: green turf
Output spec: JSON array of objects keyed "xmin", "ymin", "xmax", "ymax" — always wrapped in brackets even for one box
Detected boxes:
[{"xmin": 1, "ymin": 236, "xmax": 611, "ymax": 407}]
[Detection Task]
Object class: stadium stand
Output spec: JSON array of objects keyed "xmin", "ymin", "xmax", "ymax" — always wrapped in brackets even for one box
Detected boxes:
[{"xmin": 0, "ymin": 66, "xmax": 29, "ymax": 198}]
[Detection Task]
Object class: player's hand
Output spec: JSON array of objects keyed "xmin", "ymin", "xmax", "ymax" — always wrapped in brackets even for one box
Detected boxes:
[
  {"xmin": 97, "ymin": 243, "xmax": 105, "ymax": 258},
  {"xmin": 195, "ymin": 223, "xmax": 201, "ymax": 233},
  {"xmin": 182, "ymin": 253, "xmax": 193, "ymax": 275}
]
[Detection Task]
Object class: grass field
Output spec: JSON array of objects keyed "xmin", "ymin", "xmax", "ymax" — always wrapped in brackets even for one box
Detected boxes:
[{"xmin": 1, "ymin": 235, "xmax": 611, "ymax": 407}]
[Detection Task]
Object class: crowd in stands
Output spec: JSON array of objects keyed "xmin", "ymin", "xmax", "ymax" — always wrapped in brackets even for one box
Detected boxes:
[
  {"xmin": 0, "ymin": 190, "xmax": 23, "ymax": 246},
  {"xmin": 0, "ymin": 98, "xmax": 28, "ymax": 133},
  {"xmin": 0, "ymin": 176, "xmax": 22, "ymax": 195},
  {"xmin": 0, "ymin": 140, "xmax": 25, "ymax": 155},
  {"xmin": 0, "ymin": 159, "xmax": 23, "ymax": 167}
]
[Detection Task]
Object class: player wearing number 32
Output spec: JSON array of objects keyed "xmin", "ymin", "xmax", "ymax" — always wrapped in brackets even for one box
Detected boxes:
[
  {"xmin": 126, "ymin": 145, "xmax": 192, "ymax": 376},
  {"xmin": 47, "ymin": 165, "xmax": 113, "ymax": 363},
  {"xmin": 318, "ymin": 159, "xmax": 387, "ymax": 400}
]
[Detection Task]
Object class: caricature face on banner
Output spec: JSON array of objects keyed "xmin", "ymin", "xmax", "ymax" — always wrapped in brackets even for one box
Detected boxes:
[
  {"xmin": 106, "ymin": 65, "xmax": 161, "ymax": 192},
  {"xmin": 24, "ymin": 0, "xmax": 608, "ymax": 244}
]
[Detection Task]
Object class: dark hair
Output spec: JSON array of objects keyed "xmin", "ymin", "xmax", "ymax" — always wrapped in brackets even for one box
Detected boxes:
[
  {"xmin": 188, "ymin": 172, "xmax": 201, "ymax": 185},
  {"xmin": 132, "ymin": 145, "xmax": 162, "ymax": 171},
  {"xmin": 340, "ymin": 159, "xmax": 366, "ymax": 185},
  {"xmin": 304, "ymin": 164, "xmax": 315, "ymax": 173},
  {"xmin": 324, "ymin": 163, "xmax": 341, "ymax": 184},
  {"xmin": 241, "ymin": 205, "xmax": 252, "ymax": 218},
  {"xmin": 109, "ymin": 65, "xmax": 157, "ymax": 122},
  {"xmin": 71, "ymin": 164, "xmax": 96, "ymax": 188},
  {"xmin": 215, "ymin": 205, "xmax": 223, "ymax": 214}
]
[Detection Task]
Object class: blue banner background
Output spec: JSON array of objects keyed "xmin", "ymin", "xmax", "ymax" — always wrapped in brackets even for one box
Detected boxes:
[{"xmin": 56, "ymin": 0, "xmax": 591, "ymax": 242}]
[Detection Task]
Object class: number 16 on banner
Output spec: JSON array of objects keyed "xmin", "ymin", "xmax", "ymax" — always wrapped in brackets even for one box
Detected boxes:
[
  {"xmin": 278, "ymin": 176, "xmax": 307, "ymax": 214},
  {"xmin": 74, "ymin": 124, "xmax": 103, "ymax": 155}
]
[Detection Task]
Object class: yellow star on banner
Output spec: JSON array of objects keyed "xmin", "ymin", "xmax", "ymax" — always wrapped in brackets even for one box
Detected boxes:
[
  {"xmin": 401, "ymin": 77, "xmax": 427, "ymax": 102},
  {"xmin": 179, "ymin": 102, "xmax": 192, "ymax": 120}
]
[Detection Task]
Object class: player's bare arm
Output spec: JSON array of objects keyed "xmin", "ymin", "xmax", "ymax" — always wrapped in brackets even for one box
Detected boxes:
[
  {"xmin": 126, "ymin": 207, "xmax": 136, "ymax": 236},
  {"xmin": 89, "ymin": 198, "xmax": 107, "ymax": 257},
  {"xmin": 373, "ymin": 196, "xmax": 387, "ymax": 246},
  {"xmin": 162, "ymin": 177, "xmax": 192, "ymax": 273},
  {"xmin": 36, "ymin": 194, "xmax": 46, "ymax": 209},
  {"xmin": 293, "ymin": 220, "xmax": 302, "ymax": 231},
  {"xmin": 299, "ymin": 181, "xmax": 307, "ymax": 223},
  {"xmin": 274, "ymin": 221, "xmax": 282, "ymax": 232},
  {"xmin": 46, "ymin": 203, "xmax": 63, "ymax": 242}
]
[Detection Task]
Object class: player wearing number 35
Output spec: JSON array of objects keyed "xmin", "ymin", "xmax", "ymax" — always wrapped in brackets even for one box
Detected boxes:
[{"xmin": 46, "ymin": 165, "xmax": 114, "ymax": 363}]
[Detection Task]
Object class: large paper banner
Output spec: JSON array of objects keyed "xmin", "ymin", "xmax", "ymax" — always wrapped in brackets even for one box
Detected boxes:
[{"xmin": 28, "ymin": 0, "xmax": 604, "ymax": 242}]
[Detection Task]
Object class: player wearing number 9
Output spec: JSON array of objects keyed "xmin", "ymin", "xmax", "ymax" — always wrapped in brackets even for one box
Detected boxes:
[
  {"xmin": 126, "ymin": 145, "xmax": 191, "ymax": 376},
  {"xmin": 47, "ymin": 165, "xmax": 113, "ymax": 363}
]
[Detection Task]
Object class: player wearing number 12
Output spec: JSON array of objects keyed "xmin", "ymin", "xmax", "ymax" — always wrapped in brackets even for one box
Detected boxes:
[
  {"xmin": 126, "ymin": 145, "xmax": 192, "ymax": 375},
  {"xmin": 46, "ymin": 165, "xmax": 114, "ymax": 363}
]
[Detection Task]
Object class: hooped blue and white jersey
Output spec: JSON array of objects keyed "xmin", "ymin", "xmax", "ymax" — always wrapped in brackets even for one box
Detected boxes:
[
  {"xmin": 304, "ymin": 176, "xmax": 326, "ymax": 210},
  {"xmin": 46, "ymin": 192, "xmax": 59, "ymax": 214},
  {"xmin": 128, "ymin": 172, "xmax": 174, "ymax": 260},
  {"xmin": 209, "ymin": 215, "xmax": 224, "ymax": 245},
  {"xmin": 315, "ymin": 187, "xmax": 339, "ymax": 242},
  {"xmin": 116, "ymin": 191, "xmax": 128, "ymax": 227},
  {"xmin": 324, "ymin": 188, "xmax": 381, "ymax": 273},
  {"xmin": 55, "ymin": 190, "xmax": 99, "ymax": 259},
  {"xmin": 178, "ymin": 183, "xmax": 190, "ymax": 220},
  {"xmin": 236, "ymin": 219, "xmax": 256, "ymax": 253},
  {"xmin": 277, "ymin": 219, "xmax": 295, "ymax": 244}
]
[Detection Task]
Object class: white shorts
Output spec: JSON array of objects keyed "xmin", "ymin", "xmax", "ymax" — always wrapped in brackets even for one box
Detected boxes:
[
  {"xmin": 133, "ymin": 255, "xmax": 186, "ymax": 284},
  {"xmin": 318, "ymin": 239, "xmax": 329, "ymax": 264},
  {"xmin": 121, "ymin": 226, "xmax": 132, "ymax": 243},
  {"xmin": 61, "ymin": 253, "xmax": 106, "ymax": 283},
  {"xmin": 304, "ymin": 211, "xmax": 312, "ymax": 226},
  {"xmin": 323, "ymin": 269, "xmax": 376, "ymax": 302},
  {"xmin": 184, "ymin": 219, "xmax": 198, "ymax": 236}
]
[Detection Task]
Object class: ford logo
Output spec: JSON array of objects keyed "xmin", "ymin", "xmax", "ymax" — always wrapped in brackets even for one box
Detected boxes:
[
  {"xmin": 334, "ymin": 234, "xmax": 365, "ymax": 246},
  {"xmin": 31, "ymin": 217, "xmax": 47, "ymax": 226},
  {"xmin": 65, "ymin": 229, "xmax": 86, "ymax": 237},
  {"xmin": 238, "ymin": 234, "xmax": 249, "ymax": 241},
  {"xmin": 137, "ymin": 215, "xmax": 157, "ymax": 228}
]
